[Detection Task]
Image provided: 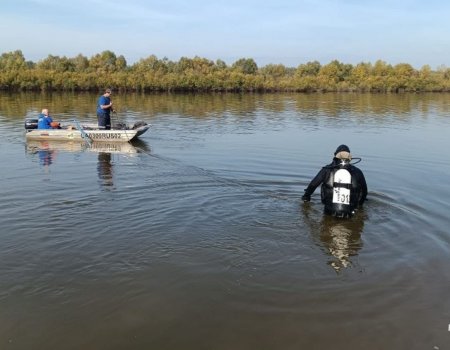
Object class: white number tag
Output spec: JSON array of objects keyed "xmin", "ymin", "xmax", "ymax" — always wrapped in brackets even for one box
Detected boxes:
[{"xmin": 333, "ymin": 187, "xmax": 350, "ymax": 205}]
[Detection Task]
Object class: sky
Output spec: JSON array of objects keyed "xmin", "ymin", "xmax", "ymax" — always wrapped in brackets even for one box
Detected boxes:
[{"xmin": 1, "ymin": 0, "xmax": 450, "ymax": 68}]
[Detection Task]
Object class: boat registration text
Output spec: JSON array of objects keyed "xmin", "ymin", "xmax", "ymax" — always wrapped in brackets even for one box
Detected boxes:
[{"xmin": 88, "ymin": 133, "xmax": 124, "ymax": 139}]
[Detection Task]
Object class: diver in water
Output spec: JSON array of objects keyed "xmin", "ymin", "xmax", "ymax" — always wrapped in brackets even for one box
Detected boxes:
[{"xmin": 302, "ymin": 145, "xmax": 367, "ymax": 218}]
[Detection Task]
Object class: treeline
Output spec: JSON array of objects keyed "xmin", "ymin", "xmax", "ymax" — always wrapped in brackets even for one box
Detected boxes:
[{"xmin": 1, "ymin": 50, "xmax": 450, "ymax": 93}]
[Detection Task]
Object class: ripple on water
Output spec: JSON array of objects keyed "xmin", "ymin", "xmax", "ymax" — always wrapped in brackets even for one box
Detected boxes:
[{"xmin": 2, "ymin": 93, "xmax": 450, "ymax": 349}]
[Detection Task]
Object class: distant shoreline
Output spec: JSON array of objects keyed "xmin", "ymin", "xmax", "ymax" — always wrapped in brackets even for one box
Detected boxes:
[{"xmin": 2, "ymin": 50, "xmax": 449, "ymax": 93}]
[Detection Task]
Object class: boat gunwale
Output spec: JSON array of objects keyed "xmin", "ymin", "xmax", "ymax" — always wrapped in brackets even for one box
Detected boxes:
[{"xmin": 25, "ymin": 124, "xmax": 150, "ymax": 142}]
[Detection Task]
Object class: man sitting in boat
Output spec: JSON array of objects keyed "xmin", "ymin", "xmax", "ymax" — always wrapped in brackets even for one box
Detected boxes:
[
  {"xmin": 37, "ymin": 109, "xmax": 60, "ymax": 129},
  {"xmin": 37, "ymin": 108, "xmax": 53, "ymax": 129}
]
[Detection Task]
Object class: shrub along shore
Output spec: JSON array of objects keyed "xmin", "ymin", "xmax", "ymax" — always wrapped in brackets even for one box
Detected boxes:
[{"xmin": 1, "ymin": 50, "xmax": 450, "ymax": 93}]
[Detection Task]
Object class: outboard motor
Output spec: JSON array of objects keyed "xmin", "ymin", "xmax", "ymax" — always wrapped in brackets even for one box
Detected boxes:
[
  {"xmin": 132, "ymin": 121, "xmax": 148, "ymax": 129},
  {"xmin": 25, "ymin": 118, "xmax": 38, "ymax": 130},
  {"xmin": 330, "ymin": 160, "xmax": 353, "ymax": 218}
]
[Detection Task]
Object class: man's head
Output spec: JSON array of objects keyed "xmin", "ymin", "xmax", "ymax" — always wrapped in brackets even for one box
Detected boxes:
[
  {"xmin": 41, "ymin": 108, "xmax": 49, "ymax": 116},
  {"xmin": 334, "ymin": 144, "xmax": 351, "ymax": 160},
  {"xmin": 105, "ymin": 88, "xmax": 112, "ymax": 96}
]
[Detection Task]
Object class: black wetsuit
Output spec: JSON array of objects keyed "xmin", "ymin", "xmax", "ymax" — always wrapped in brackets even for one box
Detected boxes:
[{"xmin": 302, "ymin": 158, "xmax": 368, "ymax": 217}]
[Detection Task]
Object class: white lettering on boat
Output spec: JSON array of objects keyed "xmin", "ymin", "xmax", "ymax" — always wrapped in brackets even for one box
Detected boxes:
[{"xmin": 88, "ymin": 133, "xmax": 123, "ymax": 140}]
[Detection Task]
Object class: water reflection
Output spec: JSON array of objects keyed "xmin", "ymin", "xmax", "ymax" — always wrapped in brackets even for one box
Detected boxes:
[
  {"xmin": 97, "ymin": 152, "xmax": 114, "ymax": 188},
  {"xmin": 38, "ymin": 148, "xmax": 56, "ymax": 168},
  {"xmin": 25, "ymin": 140, "xmax": 57, "ymax": 170},
  {"xmin": 3, "ymin": 91, "xmax": 450, "ymax": 122},
  {"xmin": 302, "ymin": 204, "xmax": 365, "ymax": 273},
  {"xmin": 26, "ymin": 139, "xmax": 148, "ymax": 155},
  {"xmin": 26, "ymin": 140, "xmax": 151, "ymax": 187}
]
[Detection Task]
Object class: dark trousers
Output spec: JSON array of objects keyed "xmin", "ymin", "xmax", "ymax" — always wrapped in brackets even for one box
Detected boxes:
[{"xmin": 97, "ymin": 112, "xmax": 111, "ymax": 130}]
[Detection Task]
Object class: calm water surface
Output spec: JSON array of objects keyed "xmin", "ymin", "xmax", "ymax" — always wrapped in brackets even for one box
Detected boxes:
[{"xmin": 1, "ymin": 92, "xmax": 449, "ymax": 349}]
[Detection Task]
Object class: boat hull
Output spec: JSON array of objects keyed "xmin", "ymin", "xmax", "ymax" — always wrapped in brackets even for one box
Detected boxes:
[{"xmin": 25, "ymin": 124, "xmax": 150, "ymax": 142}]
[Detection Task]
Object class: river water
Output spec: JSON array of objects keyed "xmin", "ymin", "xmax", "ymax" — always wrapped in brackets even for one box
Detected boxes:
[{"xmin": 1, "ymin": 92, "xmax": 449, "ymax": 349}]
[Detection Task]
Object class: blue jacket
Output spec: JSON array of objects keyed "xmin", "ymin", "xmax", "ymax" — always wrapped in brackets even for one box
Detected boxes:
[
  {"xmin": 97, "ymin": 95, "xmax": 111, "ymax": 115},
  {"xmin": 37, "ymin": 114, "xmax": 53, "ymax": 129}
]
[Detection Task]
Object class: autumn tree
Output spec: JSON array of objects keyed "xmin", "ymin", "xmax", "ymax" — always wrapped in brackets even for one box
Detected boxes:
[{"xmin": 232, "ymin": 58, "xmax": 258, "ymax": 74}]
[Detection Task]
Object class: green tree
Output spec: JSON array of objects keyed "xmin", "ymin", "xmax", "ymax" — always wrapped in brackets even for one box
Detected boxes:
[
  {"xmin": 36, "ymin": 55, "xmax": 75, "ymax": 72},
  {"xmin": 116, "ymin": 55, "xmax": 127, "ymax": 71},
  {"xmin": 71, "ymin": 54, "xmax": 89, "ymax": 72},
  {"xmin": 296, "ymin": 61, "xmax": 321, "ymax": 77},
  {"xmin": 372, "ymin": 60, "xmax": 393, "ymax": 76},
  {"xmin": 132, "ymin": 55, "xmax": 167, "ymax": 74},
  {"xmin": 215, "ymin": 59, "xmax": 227, "ymax": 70},
  {"xmin": 260, "ymin": 64, "xmax": 287, "ymax": 78},
  {"xmin": 232, "ymin": 58, "xmax": 258, "ymax": 74},
  {"xmin": 0, "ymin": 50, "xmax": 28, "ymax": 71},
  {"xmin": 88, "ymin": 50, "xmax": 125, "ymax": 73},
  {"xmin": 350, "ymin": 62, "xmax": 372, "ymax": 90}
]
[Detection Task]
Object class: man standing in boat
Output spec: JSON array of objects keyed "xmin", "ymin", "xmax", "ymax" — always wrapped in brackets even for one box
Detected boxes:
[
  {"xmin": 96, "ymin": 88, "xmax": 114, "ymax": 130},
  {"xmin": 302, "ymin": 145, "xmax": 368, "ymax": 218}
]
